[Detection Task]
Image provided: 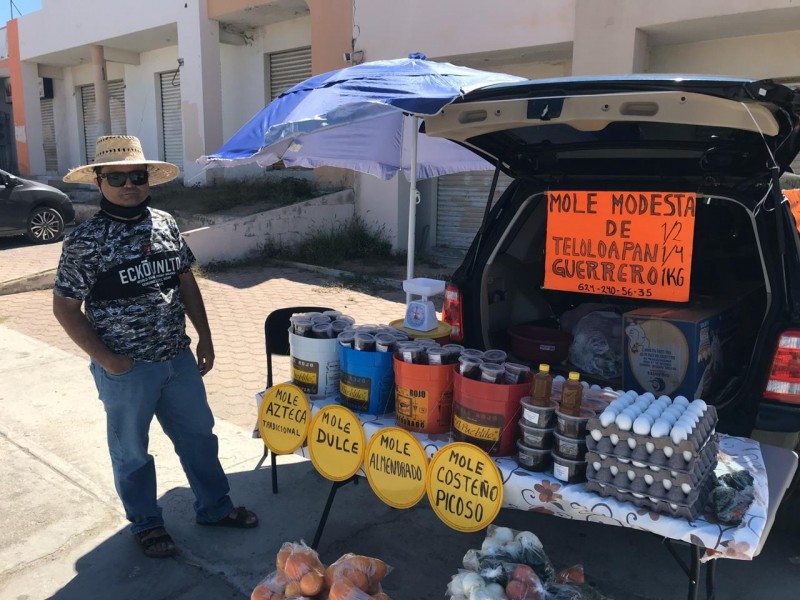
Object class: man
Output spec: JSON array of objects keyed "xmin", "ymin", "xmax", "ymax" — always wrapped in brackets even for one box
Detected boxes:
[{"xmin": 53, "ymin": 135, "xmax": 258, "ymax": 558}]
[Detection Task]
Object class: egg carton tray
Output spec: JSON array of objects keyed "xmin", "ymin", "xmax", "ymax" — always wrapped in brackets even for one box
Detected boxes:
[
  {"xmin": 584, "ymin": 466, "xmax": 716, "ymax": 522},
  {"xmin": 585, "ymin": 433, "xmax": 718, "ymax": 476},
  {"xmin": 586, "ymin": 441, "xmax": 718, "ymax": 493},
  {"xmin": 586, "ymin": 405, "xmax": 717, "ymax": 462}
]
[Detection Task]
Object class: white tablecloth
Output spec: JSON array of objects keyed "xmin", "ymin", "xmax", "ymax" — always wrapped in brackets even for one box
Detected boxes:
[{"xmin": 290, "ymin": 396, "xmax": 768, "ymax": 561}]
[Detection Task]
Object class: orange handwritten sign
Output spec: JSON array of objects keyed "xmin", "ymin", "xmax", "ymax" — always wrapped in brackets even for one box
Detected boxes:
[
  {"xmin": 543, "ymin": 191, "xmax": 696, "ymax": 302},
  {"xmin": 784, "ymin": 189, "xmax": 800, "ymax": 232}
]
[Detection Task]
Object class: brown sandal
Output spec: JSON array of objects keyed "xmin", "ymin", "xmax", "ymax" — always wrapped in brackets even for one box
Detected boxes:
[
  {"xmin": 136, "ymin": 527, "xmax": 177, "ymax": 558},
  {"xmin": 197, "ymin": 506, "xmax": 258, "ymax": 529}
]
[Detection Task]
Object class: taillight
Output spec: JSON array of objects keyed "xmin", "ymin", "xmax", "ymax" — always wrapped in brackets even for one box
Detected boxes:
[
  {"xmin": 442, "ymin": 283, "xmax": 464, "ymax": 342},
  {"xmin": 764, "ymin": 329, "xmax": 800, "ymax": 404}
]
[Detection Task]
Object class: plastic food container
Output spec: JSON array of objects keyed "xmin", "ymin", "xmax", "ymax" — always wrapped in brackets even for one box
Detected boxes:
[
  {"xmin": 555, "ymin": 407, "xmax": 595, "ymax": 439},
  {"xmin": 479, "ymin": 362, "xmax": 506, "ymax": 384},
  {"xmin": 517, "ymin": 440, "xmax": 553, "ymax": 472},
  {"xmin": 518, "ymin": 420, "xmax": 555, "ymax": 450},
  {"xmin": 552, "ymin": 451, "xmax": 588, "ymax": 483},
  {"xmin": 458, "ymin": 356, "xmax": 483, "ymax": 379},
  {"xmin": 553, "ymin": 431, "xmax": 588, "ymax": 460},
  {"xmin": 520, "ymin": 398, "xmax": 558, "ymax": 428},
  {"xmin": 503, "ymin": 362, "xmax": 531, "ymax": 385},
  {"xmin": 482, "ymin": 349, "xmax": 508, "ymax": 364}
]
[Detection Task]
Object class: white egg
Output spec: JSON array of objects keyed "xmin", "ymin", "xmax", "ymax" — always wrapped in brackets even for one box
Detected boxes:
[
  {"xmin": 663, "ymin": 446, "xmax": 674, "ymax": 458},
  {"xmin": 663, "ymin": 479, "xmax": 672, "ymax": 490},
  {"xmin": 650, "ymin": 419, "xmax": 671, "ymax": 438},
  {"xmin": 657, "ymin": 395, "xmax": 672, "ymax": 403},
  {"xmin": 610, "ymin": 465, "xmax": 619, "ymax": 476},
  {"xmin": 593, "ymin": 461, "xmax": 602, "ymax": 471},
  {"xmin": 608, "ymin": 399, "xmax": 625, "ymax": 411},
  {"xmin": 645, "ymin": 406, "xmax": 664, "ymax": 418},
  {"xmin": 628, "ymin": 437, "xmax": 637, "ymax": 450},
  {"xmin": 641, "ymin": 392, "xmax": 656, "ymax": 402},
  {"xmin": 618, "ymin": 457, "xmax": 630, "ymax": 464},
  {"xmin": 491, "ymin": 526, "xmax": 515, "ymax": 543},
  {"xmin": 674, "ymin": 395, "xmax": 689, "ymax": 407},
  {"xmin": 683, "ymin": 450, "xmax": 693, "ymax": 463},
  {"xmin": 616, "ymin": 413, "xmax": 633, "ymax": 431},
  {"xmin": 627, "ymin": 470, "xmax": 636, "ymax": 481},
  {"xmin": 671, "ymin": 426, "xmax": 688, "ymax": 445},
  {"xmin": 591, "ymin": 429, "xmax": 603, "ymax": 442},
  {"xmin": 633, "ymin": 416, "xmax": 652, "ymax": 435},
  {"xmin": 610, "ymin": 433, "xmax": 620, "ymax": 445},
  {"xmin": 670, "ymin": 470, "xmax": 678, "ymax": 478},
  {"xmin": 581, "ymin": 381, "xmax": 589, "ymax": 388},
  {"xmin": 599, "ymin": 411, "xmax": 617, "ymax": 427},
  {"xmin": 645, "ymin": 442, "xmax": 655, "ymax": 454},
  {"xmin": 554, "ymin": 375, "xmax": 566, "ymax": 382},
  {"xmin": 681, "ymin": 483, "xmax": 692, "ymax": 495},
  {"xmin": 626, "ymin": 390, "xmax": 639, "ymax": 398},
  {"xmin": 670, "ymin": 503, "xmax": 679, "ymax": 510},
  {"xmin": 691, "ymin": 399, "xmax": 708, "ymax": 411},
  {"xmin": 633, "ymin": 461, "xmax": 646, "ymax": 468},
  {"xmin": 651, "ymin": 465, "xmax": 661, "ymax": 472},
  {"xmin": 644, "ymin": 474, "xmax": 654, "ymax": 485}
]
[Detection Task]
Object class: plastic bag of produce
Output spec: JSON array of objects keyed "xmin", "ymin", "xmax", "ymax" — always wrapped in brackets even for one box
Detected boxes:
[
  {"xmin": 274, "ymin": 540, "xmax": 327, "ymax": 599},
  {"xmin": 446, "ymin": 569, "xmax": 509, "ymax": 599},
  {"xmin": 324, "ymin": 553, "xmax": 392, "ymax": 598},
  {"xmin": 462, "ymin": 525, "xmax": 555, "ymax": 585}
]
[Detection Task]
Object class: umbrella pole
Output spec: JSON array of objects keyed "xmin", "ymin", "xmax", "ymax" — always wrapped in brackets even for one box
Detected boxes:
[{"xmin": 406, "ymin": 116, "xmax": 418, "ymax": 303}]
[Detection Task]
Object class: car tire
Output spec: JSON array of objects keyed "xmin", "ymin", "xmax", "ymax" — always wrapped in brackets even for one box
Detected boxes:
[{"xmin": 25, "ymin": 206, "xmax": 65, "ymax": 244}]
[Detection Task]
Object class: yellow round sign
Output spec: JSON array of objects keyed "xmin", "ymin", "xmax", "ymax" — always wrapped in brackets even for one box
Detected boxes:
[
  {"xmin": 426, "ymin": 442, "xmax": 504, "ymax": 532},
  {"xmin": 258, "ymin": 383, "xmax": 311, "ymax": 454},
  {"xmin": 308, "ymin": 405, "xmax": 366, "ymax": 481},
  {"xmin": 365, "ymin": 427, "xmax": 428, "ymax": 509}
]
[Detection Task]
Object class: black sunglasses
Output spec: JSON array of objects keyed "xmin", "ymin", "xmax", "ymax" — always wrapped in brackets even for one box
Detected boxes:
[{"xmin": 98, "ymin": 170, "xmax": 150, "ymax": 187}]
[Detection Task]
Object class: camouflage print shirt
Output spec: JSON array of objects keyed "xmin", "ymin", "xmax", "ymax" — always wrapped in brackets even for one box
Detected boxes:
[{"xmin": 54, "ymin": 208, "xmax": 195, "ymax": 362}]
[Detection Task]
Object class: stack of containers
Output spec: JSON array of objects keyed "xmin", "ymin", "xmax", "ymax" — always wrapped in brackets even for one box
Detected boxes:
[
  {"xmin": 288, "ymin": 310, "xmax": 354, "ymax": 399},
  {"xmin": 393, "ymin": 341, "xmax": 462, "ymax": 434},
  {"xmin": 452, "ymin": 348, "xmax": 533, "ymax": 456},
  {"xmin": 337, "ymin": 323, "xmax": 409, "ymax": 415},
  {"xmin": 551, "ymin": 371, "xmax": 596, "ymax": 483},
  {"xmin": 516, "ymin": 364, "xmax": 558, "ymax": 472}
]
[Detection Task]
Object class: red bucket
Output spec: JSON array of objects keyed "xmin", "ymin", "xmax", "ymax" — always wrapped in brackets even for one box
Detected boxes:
[
  {"xmin": 453, "ymin": 372, "xmax": 530, "ymax": 456},
  {"xmin": 393, "ymin": 356, "xmax": 456, "ymax": 434}
]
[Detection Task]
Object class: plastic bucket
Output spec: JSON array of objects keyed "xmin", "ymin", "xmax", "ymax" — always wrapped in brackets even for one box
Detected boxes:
[
  {"xmin": 338, "ymin": 345, "xmax": 395, "ymax": 414},
  {"xmin": 393, "ymin": 356, "xmax": 456, "ymax": 434},
  {"xmin": 452, "ymin": 372, "xmax": 530, "ymax": 456},
  {"xmin": 289, "ymin": 331, "xmax": 340, "ymax": 398}
]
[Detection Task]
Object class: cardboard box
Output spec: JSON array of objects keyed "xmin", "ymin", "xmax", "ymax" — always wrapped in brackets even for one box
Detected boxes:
[{"xmin": 622, "ymin": 301, "xmax": 740, "ymax": 399}]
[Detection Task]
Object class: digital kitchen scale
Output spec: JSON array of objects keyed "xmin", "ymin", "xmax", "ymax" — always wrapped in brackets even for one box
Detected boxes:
[{"xmin": 403, "ymin": 278, "xmax": 445, "ymax": 331}]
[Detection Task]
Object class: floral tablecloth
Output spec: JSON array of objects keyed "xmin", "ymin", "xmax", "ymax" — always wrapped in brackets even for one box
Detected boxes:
[{"xmin": 290, "ymin": 397, "xmax": 768, "ymax": 561}]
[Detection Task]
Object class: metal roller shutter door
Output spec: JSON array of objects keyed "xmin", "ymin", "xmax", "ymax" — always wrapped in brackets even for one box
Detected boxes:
[
  {"xmin": 40, "ymin": 98, "xmax": 57, "ymax": 172},
  {"xmin": 436, "ymin": 171, "xmax": 512, "ymax": 249},
  {"xmin": 80, "ymin": 80, "xmax": 126, "ymax": 163},
  {"xmin": 268, "ymin": 47, "xmax": 312, "ymax": 100},
  {"xmin": 159, "ymin": 71, "xmax": 183, "ymax": 170}
]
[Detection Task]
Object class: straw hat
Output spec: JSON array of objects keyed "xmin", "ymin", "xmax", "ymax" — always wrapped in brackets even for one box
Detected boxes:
[{"xmin": 63, "ymin": 135, "xmax": 180, "ymax": 185}]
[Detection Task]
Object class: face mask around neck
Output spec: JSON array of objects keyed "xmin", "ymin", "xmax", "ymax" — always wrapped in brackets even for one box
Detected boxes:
[{"xmin": 99, "ymin": 194, "xmax": 151, "ymax": 221}]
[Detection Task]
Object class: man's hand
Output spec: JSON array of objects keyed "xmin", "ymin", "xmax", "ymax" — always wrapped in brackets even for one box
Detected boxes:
[
  {"xmin": 102, "ymin": 354, "xmax": 135, "ymax": 375},
  {"xmin": 196, "ymin": 337, "xmax": 215, "ymax": 376}
]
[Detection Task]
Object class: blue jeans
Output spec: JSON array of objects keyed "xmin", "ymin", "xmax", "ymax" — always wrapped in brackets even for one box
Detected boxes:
[{"xmin": 90, "ymin": 348, "xmax": 233, "ymax": 534}]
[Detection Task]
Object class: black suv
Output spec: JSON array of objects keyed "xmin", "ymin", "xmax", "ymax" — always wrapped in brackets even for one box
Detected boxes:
[{"xmin": 426, "ymin": 75, "xmax": 800, "ymax": 437}]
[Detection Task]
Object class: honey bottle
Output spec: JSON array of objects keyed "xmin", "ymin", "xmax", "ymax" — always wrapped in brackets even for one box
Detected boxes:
[
  {"xmin": 531, "ymin": 363, "xmax": 553, "ymax": 407},
  {"xmin": 560, "ymin": 371, "xmax": 583, "ymax": 417}
]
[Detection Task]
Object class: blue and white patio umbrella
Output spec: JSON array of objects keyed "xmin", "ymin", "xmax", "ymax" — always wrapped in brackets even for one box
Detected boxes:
[{"xmin": 200, "ymin": 53, "xmax": 526, "ymax": 282}]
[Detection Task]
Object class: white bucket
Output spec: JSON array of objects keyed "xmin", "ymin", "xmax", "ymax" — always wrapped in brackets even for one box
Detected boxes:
[{"xmin": 289, "ymin": 331, "xmax": 340, "ymax": 398}]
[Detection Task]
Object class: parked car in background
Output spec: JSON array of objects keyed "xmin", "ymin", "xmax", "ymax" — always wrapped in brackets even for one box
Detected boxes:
[
  {"xmin": 0, "ymin": 169, "xmax": 74, "ymax": 244},
  {"xmin": 427, "ymin": 75, "xmax": 800, "ymax": 437}
]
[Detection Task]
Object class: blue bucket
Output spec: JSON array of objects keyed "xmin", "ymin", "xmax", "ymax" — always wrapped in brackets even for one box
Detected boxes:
[{"xmin": 338, "ymin": 345, "xmax": 395, "ymax": 414}]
